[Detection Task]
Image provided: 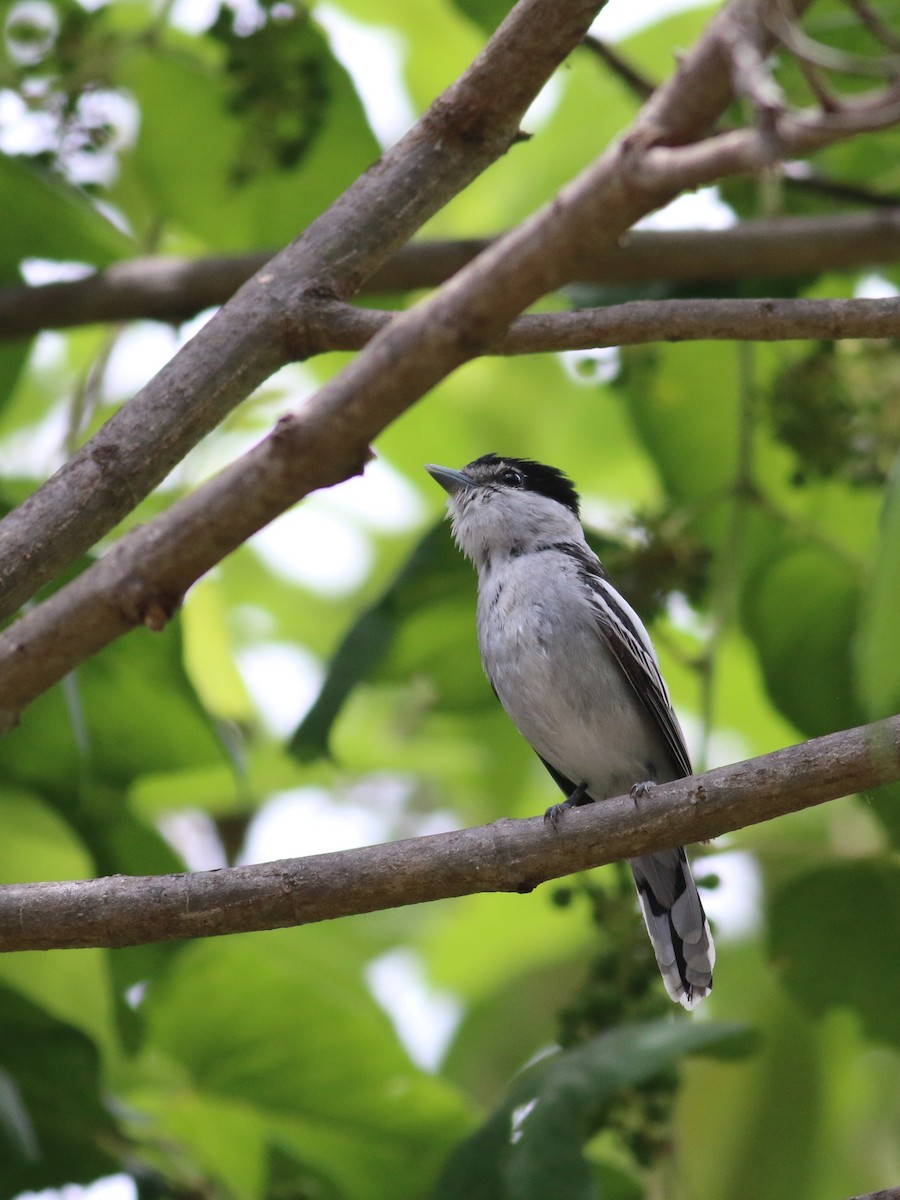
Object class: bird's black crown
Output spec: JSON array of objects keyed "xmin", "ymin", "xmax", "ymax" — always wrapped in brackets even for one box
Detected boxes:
[{"xmin": 466, "ymin": 453, "xmax": 581, "ymax": 517}]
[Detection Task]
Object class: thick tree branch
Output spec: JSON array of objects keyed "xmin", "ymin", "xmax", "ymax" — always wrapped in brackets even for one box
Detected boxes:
[
  {"xmin": 0, "ymin": 715, "xmax": 897, "ymax": 953},
  {"xmin": 0, "ymin": 0, "xmax": 605, "ymax": 620},
  {"xmin": 5, "ymin": 209, "xmax": 900, "ymax": 339}
]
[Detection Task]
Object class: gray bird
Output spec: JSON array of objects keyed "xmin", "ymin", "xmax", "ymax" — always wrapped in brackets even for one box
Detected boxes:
[{"xmin": 426, "ymin": 453, "xmax": 714, "ymax": 1008}]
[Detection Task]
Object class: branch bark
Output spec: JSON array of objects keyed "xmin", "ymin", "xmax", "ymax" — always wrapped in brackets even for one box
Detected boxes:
[
  {"xmin": 0, "ymin": 714, "xmax": 897, "ymax": 953},
  {"xmin": 287, "ymin": 295, "xmax": 900, "ymax": 354},
  {"xmin": 5, "ymin": 208, "xmax": 900, "ymax": 339}
]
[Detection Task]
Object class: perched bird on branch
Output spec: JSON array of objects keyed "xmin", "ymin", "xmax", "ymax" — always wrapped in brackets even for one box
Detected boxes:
[{"xmin": 427, "ymin": 453, "xmax": 714, "ymax": 1008}]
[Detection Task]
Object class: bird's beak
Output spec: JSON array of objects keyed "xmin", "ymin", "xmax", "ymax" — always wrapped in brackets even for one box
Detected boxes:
[{"xmin": 425, "ymin": 464, "xmax": 475, "ymax": 494}]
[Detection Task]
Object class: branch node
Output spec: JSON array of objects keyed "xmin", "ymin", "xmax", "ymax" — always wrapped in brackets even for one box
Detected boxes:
[
  {"xmin": 118, "ymin": 578, "xmax": 182, "ymax": 631},
  {"xmin": 143, "ymin": 600, "xmax": 174, "ymax": 632},
  {"xmin": 273, "ymin": 412, "xmax": 299, "ymax": 440}
]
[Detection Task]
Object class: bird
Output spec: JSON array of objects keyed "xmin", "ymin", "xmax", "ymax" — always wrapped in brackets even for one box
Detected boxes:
[{"xmin": 425, "ymin": 452, "xmax": 714, "ymax": 1009}]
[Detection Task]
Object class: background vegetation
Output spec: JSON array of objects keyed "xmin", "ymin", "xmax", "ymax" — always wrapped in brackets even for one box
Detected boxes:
[{"xmin": 1, "ymin": 0, "xmax": 900, "ymax": 1197}]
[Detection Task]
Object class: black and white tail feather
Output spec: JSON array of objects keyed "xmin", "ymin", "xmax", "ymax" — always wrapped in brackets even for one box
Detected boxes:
[{"xmin": 426, "ymin": 453, "xmax": 714, "ymax": 1009}]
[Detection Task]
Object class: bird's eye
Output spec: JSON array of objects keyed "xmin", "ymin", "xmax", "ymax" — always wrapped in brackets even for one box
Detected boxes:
[{"xmin": 499, "ymin": 467, "xmax": 524, "ymax": 487}]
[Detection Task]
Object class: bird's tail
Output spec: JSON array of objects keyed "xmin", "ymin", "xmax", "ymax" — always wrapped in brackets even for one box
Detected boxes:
[{"xmin": 630, "ymin": 848, "xmax": 714, "ymax": 1009}]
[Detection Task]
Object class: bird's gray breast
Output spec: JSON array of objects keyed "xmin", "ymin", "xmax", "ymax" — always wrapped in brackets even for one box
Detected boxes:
[{"xmin": 476, "ymin": 551, "xmax": 672, "ymax": 797}]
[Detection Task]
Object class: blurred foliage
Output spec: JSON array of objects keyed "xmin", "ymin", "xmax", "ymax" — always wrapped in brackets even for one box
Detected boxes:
[{"xmin": 1, "ymin": 0, "xmax": 900, "ymax": 1198}]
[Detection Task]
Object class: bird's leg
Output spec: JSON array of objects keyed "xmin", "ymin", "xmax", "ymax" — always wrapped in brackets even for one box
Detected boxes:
[{"xmin": 544, "ymin": 781, "xmax": 592, "ymax": 827}]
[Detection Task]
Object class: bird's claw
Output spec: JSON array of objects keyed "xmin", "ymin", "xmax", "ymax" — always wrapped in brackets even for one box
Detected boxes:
[
  {"xmin": 544, "ymin": 781, "xmax": 590, "ymax": 827},
  {"xmin": 630, "ymin": 780, "xmax": 655, "ymax": 806},
  {"xmin": 544, "ymin": 803, "xmax": 565, "ymax": 828}
]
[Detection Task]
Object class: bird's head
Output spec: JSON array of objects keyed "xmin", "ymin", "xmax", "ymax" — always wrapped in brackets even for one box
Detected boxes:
[{"xmin": 425, "ymin": 453, "xmax": 583, "ymax": 568}]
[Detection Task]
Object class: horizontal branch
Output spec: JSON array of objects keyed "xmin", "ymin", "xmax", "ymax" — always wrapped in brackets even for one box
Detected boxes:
[
  {"xmin": 6, "ymin": 208, "xmax": 900, "ymax": 339},
  {"xmin": 0, "ymin": 714, "xmax": 897, "ymax": 952},
  {"xmin": 320, "ymin": 295, "xmax": 900, "ymax": 353}
]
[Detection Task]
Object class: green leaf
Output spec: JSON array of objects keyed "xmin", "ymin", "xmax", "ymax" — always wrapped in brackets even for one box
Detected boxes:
[
  {"xmin": 182, "ymin": 575, "xmax": 254, "ymax": 722},
  {"xmin": 856, "ymin": 463, "xmax": 900, "ymax": 720},
  {"xmin": 435, "ymin": 1020, "xmax": 752, "ymax": 1200},
  {"xmin": 0, "ymin": 152, "xmax": 134, "ymax": 270},
  {"xmin": 439, "ymin": 956, "xmax": 586, "ymax": 1106},
  {"xmin": 142, "ymin": 927, "xmax": 473, "ymax": 1200},
  {"xmin": 126, "ymin": 1086, "xmax": 268, "ymax": 1200},
  {"xmin": 115, "ymin": 10, "xmax": 378, "ymax": 249},
  {"xmin": 0, "ymin": 985, "xmax": 118, "ymax": 1195},
  {"xmin": 0, "ymin": 618, "xmax": 227, "ymax": 806},
  {"xmin": 615, "ymin": 343, "xmax": 741, "ymax": 512},
  {"xmin": 450, "ymin": 0, "xmax": 515, "ymax": 34},
  {"xmin": 741, "ymin": 542, "xmax": 862, "ymax": 737},
  {"xmin": 0, "ymin": 788, "xmax": 119, "ymax": 1065},
  {"xmin": 770, "ymin": 860, "xmax": 900, "ymax": 1049},
  {"xmin": 290, "ymin": 522, "xmax": 484, "ymax": 761}
]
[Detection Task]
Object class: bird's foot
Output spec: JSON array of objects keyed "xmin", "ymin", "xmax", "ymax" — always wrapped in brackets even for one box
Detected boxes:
[
  {"xmin": 629, "ymin": 780, "xmax": 655, "ymax": 806},
  {"xmin": 544, "ymin": 781, "xmax": 591, "ymax": 828}
]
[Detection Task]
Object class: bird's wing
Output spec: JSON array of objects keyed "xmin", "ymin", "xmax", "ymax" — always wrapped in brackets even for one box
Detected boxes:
[{"xmin": 565, "ymin": 547, "xmax": 692, "ymax": 780}]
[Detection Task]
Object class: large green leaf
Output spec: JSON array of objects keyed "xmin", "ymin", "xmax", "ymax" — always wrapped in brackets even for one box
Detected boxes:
[
  {"xmin": 0, "ymin": 986, "xmax": 118, "ymax": 1195},
  {"xmin": 435, "ymin": 1020, "xmax": 752, "ymax": 1200},
  {"xmin": 450, "ymin": 0, "xmax": 515, "ymax": 34},
  {"xmin": 769, "ymin": 860, "xmax": 900, "ymax": 1049},
  {"xmin": 290, "ymin": 521, "xmax": 483, "ymax": 761},
  {"xmin": 0, "ymin": 618, "xmax": 227, "ymax": 806},
  {"xmin": 741, "ymin": 542, "xmax": 863, "ymax": 738},
  {"xmin": 0, "ymin": 788, "xmax": 119, "ymax": 1065},
  {"xmin": 856, "ymin": 462, "xmax": 900, "ymax": 720},
  {"xmin": 615, "ymin": 343, "xmax": 741, "ymax": 512},
  {"xmin": 140, "ymin": 926, "xmax": 473, "ymax": 1200},
  {"xmin": 114, "ymin": 9, "xmax": 378, "ymax": 249},
  {"xmin": 0, "ymin": 153, "xmax": 134, "ymax": 270},
  {"xmin": 126, "ymin": 1086, "xmax": 268, "ymax": 1200}
]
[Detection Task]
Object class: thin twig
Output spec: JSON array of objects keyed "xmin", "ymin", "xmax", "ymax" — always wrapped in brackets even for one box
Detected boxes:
[
  {"xmin": 768, "ymin": 0, "xmax": 900, "ymax": 78},
  {"xmin": 581, "ymin": 34, "xmax": 656, "ymax": 100},
  {"xmin": 0, "ymin": 713, "xmax": 896, "ymax": 953},
  {"xmin": 846, "ymin": 0, "xmax": 900, "ymax": 54},
  {"xmin": 782, "ymin": 162, "xmax": 900, "ymax": 206},
  {"xmin": 325, "ymin": 295, "xmax": 900, "ymax": 354}
]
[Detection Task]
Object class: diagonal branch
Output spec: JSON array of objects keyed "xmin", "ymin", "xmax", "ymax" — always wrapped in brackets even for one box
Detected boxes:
[
  {"xmin": 0, "ymin": 714, "xmax": 897, "ymax": 953},
  {"xmin": 0, "ymin": 0, "xmax": 605, "ymax": 621},
  {"xmin": 0, "ymin": 0, "xmax": 809, "ymax": 626},
  {"xmin": 5, "ymin": 209, "xmax": 900, "ymax": 339}
]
